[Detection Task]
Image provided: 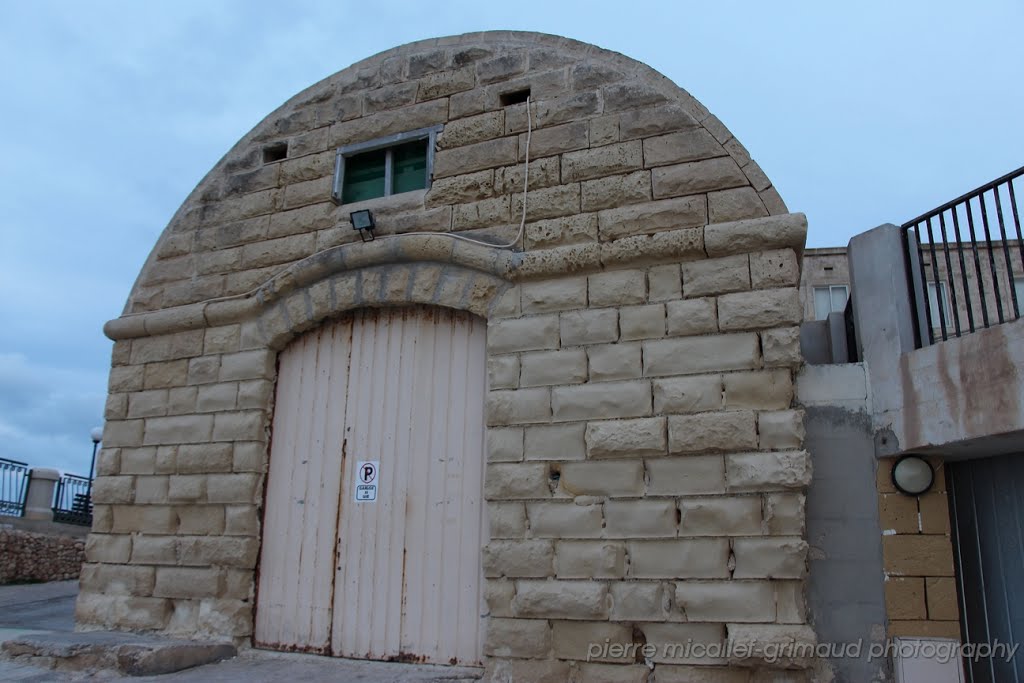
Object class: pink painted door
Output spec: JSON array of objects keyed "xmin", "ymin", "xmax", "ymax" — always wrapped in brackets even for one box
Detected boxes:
[{"xmin": 255, "ymin": 307, "xmax": 487, "ymax": 665}]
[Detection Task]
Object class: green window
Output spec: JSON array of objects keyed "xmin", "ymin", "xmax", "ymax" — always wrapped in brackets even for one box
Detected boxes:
[{"xmin": 333, "ymin": 126, "xmax": 440, "ymax": 205}]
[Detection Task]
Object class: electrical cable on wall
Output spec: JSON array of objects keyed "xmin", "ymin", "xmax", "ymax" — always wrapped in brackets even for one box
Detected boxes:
[{"xmin": 391, "ymin": 96, "xmax": 532, "ymax": 251}]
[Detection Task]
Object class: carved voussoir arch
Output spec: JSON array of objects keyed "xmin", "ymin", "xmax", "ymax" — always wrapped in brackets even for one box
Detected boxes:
[{"xmin": 245, "ymin": 261, "xmax": 511, "ymax": 351}]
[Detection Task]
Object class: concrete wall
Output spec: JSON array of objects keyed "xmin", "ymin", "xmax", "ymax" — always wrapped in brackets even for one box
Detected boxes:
[
  {"xmin": 80, "ymin": 31, "xmax": 817, "ymax": 682},
  {"xmin": 799, "ymin": 363, "xmax": 891, "ymax": 683}
]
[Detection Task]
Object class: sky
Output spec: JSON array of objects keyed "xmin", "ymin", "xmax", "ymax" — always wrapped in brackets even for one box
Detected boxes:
[{"xmin": 0, "ymin": 0, "xmax": 1021, "ymax": 476}]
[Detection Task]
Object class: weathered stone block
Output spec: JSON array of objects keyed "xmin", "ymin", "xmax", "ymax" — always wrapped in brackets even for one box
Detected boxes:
[
  {"xmin": 485, "ymin": 463, "xmax": 551, "ymax": 499},
  {"xmin": 750, "ymin": 249, "xmax": 800, "ymax": 288},
  {"xmin": 652, "ymin": 158, "xmax": 747, "ymax": 199},
  {"xmin": 484, "ymin": 617, "xmax": 551, "ymax": 659},
  {"xmin": 520, "ymin": 277, "xmax": 587, "ymax": 314},
  {"xmin": 559, "ymin": 461, "xmax": 645, "ymax": 497},
  {"xmin": 520, "ymin": 121, "xmax": 589, "ymax": 159},
  {"xmin": 560, "ymin": 309, "xmax": 618, "ymax": 346},
  {"xmin": 143, "ymin": 415, "xmax": 215, "ymax": 446},
  {"xmin": 604, "ymin": 499, "xmax": 677, "ymax": 537},
  {"xmin": 551, "ymin": 380, "xmax": 652, "ymax": 421},
  {"xmin": 527, "ymin": 502, "xmax": 603, "ymax": 538},
  {"xmin": 708, "ymin": 187, "xmax": 768, "ymax": 223},
  {"xmin": 732, "ymin": 538, "xmax": 808, "ymax": 579},
  {"xmin": 176, "ymin": 443, "xmax": 233, "ymax": 473},
  {"xmin": 520, "ymin": 349, "xmax": 588, "ymax": 387},
  {"xmin": 581, "ymin": 171, "xmax": 652, "ymax": 212},
  {"xmin": 513, "ymin": 581, "xmax": 608, "ymax": 619},
  {"xmin": 723, "ymin": 369, "xmax": 793, "ymax": 410},
  {"xmin": 510, "ymin": 183, "xmax": 581, "ymax": 222},
  {"xmin": 525, "ymin": 214, "xmax": 598, "ymax": 249},
  {"xmin": 618, "ymin": 104, "xmax": 700, "ymax": 141},
  {"xmin": 665, "ymin": 298, "xmax": 718, "ymax": 336},
  {"xmin": 585, "ymin": 417, "xmax": 666, "ymax": 458},
  {"xmin": 587, "ymin": 343, "xmax": 642, "ymax": 381},
  {"xmin": 555, "ymin": 541, "xmax": 626, "ymax": 578},
  {"xmin": 483, "ymin": 540, "xmax": 554, "ymax": 578},
  {"xmin": 488, "ymin": 427, "xmax": 524, "ymax": 462},
  {"xmin": 488, "ymin": 315, "xmax": 560, "ymax": 353},
  {"xmin": 452, "ymin": 195, "xmax": 510, "ymax": 230},
  {"xmin": 134, "ymin": 476, "xmax": 169, "ymax": 504},
  {"xmin": 628, "ymin": 539, "xmax": 730, "ymax": 578},
  {"xmin": 432, "ymin": 136, "xmax": 518, "ymax": 178},
  {"xmin": 597, "ymin": 196, "xmax": 706, "ymax": 241},
  {"xmin": 484, "ymin": 580, "xmax": 516, "ymax": 618},
  {"xmin": 644, "ymin": 334, "xmax": 760, "ymax": 377},
  {"xmin": 761, "ymin": 327, "xmax": 802, "ymax": 368},
  {"xmin": 648, "ymin": 264, "xmax": 682, "ymax": 302},
  {"xmin": 588, "ymin": 269, "xmax": 646, "ymax": 307},
  {"xmin": 678, "ymin": 497, "xmax": 763, "ymax": 536},
  {"xmin": 93, "ymin": 476, "xmax": 135, "ymax": 505},
  {"xmin": 682, "ymin": 254, "xmax": 749, "ymax": 298},
  {"xmin": 85, "ymin": 534, "xmax": 132, "ymax": 564},
  {"xmin": 489, "ymin": 502, "xmax": 528, "ymax": 538},
  {"xmin": 652, "ymin": 375, "xmax": 723, "ymax": 414},
  {"xmin": 674, "ymin": 581, "xmax": 775, "ymax": 622},
  {"xmin": 726, "ymin": 451, "xmax": 811, "ymax": 491},
  {"xmin": 647, "ymin": 456, "xmax": 726, "ymax": 495},
  {"xmin": 619, "ymin": 305, "xmax": 665, "ymax": 341},
  {"xmin": 205, "ymin": 473, "xmax": 260, "ymax": 504},
  {"xmin": 668, "ymin": 410, "xmax": 757, "ymax": 454},
  {"xmin": 524, "ymin": 423, "xmax": 586, "ymax": 461},
  {"xmin": 642, "ymin": 129, "xmax": 723, "ymax": 167},
  {"xmin": 610, "ymin": 581, "xmax": 666, "ymax": 621},
  {"xmin": 437, "ymin": 111, "xmax": 504, "ymax": 150},
  {"xmin": 718, "ymin": 289, "xmax": 802, "ymax": 331},
  {"xmin": 562, "ymin": 141, "xmax": 643, "ymax": 182},
  {"xmin": 551, "ymin": 620, "xmax": 632, "ymax": 662},
  {"xmin": 487, "ymin": 388, "xmax": 552, "ymax": 425},
  {"xmin": 425, "ymin": 169, "xmax": 495, "ymax": 207},
  {"xmin": 758, "ymin": 409, "xmax": 805, "ymax": 450},
  {"xmin": 218, "ymin": 350, "xmax": 275, "ymax": 381},
  {"xmin": 212, "ymin": 411, "xmax": 265, "ymax": 442}
]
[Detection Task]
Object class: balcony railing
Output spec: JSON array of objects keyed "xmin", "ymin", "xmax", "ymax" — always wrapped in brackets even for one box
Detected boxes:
[
  {"xmin": 52, "ymin": 473, "xmax": 92, "ymax": 526},
  {"xmin": 902, "ymin": 165, "xmax": 1024, "ymax": 346},
  {"xmin": 0, "ymin": 457, "xmax": 30, "ymax": 516}
]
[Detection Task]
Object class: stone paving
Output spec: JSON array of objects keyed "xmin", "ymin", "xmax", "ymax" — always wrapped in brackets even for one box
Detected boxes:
[{"xmin": 0, "ymin": 582, "xmax": 482, "ymax": 681}]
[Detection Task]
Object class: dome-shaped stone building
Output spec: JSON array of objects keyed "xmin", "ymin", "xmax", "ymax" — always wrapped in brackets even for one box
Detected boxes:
[{"xmin": 82, "ymin": 31, "xmax": 811, "ymax": 681}]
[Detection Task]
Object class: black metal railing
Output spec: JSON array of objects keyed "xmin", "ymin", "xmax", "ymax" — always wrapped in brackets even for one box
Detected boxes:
[
  {"xmin": 902, "ymin": 165, "xmax": 1024, "ymax": 346},
  {"xmin": 0, "ymin": 457, "xmax": 30, "ymax": 516},
  {"xmin": 52, "ymin": 473, "xmax": 92, "ymax": 526}
]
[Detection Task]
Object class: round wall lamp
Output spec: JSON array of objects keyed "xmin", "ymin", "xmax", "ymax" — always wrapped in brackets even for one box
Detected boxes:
[{"xmin": 891, "ymin": 455, "xmax": 935, "ymax": 496}]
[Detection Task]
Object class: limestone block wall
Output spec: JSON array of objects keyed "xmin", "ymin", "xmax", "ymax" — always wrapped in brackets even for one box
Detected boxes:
[
  {"xmin": 81, "ymin": 31, "xmax": 815, "ymax": 681},
  {"xmin": 877, "ymin": 457, "xmax": 961, "ymax": 639},
  {"xmin": 0, "ymin": 528, "xmax": 85, "ymax": 584}
]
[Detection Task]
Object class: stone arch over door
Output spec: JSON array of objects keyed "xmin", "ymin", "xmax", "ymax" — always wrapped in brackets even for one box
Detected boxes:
[{"xmin": 255, "ymin": 305, "xmax": 488, "ymax": 664}]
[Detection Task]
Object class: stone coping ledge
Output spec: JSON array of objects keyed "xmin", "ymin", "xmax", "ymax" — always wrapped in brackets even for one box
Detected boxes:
[
  {"xmin": 0, "ymin": 630, "xmax": 236, "ymax": 677},
  {"xmin": 104, "ymin": 213, "xmax": 806, "ymax": 341}
]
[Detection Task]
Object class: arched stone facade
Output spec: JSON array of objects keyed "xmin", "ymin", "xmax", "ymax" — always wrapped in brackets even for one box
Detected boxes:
[{"xmin": 83, "ymin": 31, "xmax": 814, "ymax": 681}]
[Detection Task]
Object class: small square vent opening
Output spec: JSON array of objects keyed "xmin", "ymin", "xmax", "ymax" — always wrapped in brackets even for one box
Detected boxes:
[
  {"xmin": 500, "ymin": 88, "xmax": 531, "ymax": 106},
  {"xmin": 262, "ymin": 142, "xmax": 289, "ymax": 164}
]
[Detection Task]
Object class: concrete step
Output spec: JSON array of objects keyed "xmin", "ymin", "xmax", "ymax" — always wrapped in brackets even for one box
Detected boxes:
[{"xmin": 0, "ymin": 630, "xmax": 236, "ymax": 677}]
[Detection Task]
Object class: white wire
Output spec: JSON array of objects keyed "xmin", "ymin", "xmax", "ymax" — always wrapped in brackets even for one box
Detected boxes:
[{"xmin": 392, "ymin": 96, "xmax": 532, "ymax": 250}]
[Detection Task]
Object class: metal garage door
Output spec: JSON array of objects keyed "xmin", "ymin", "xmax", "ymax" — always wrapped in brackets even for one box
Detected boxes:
[
  {"xmin": 949, "ymin": 454, "xmax": 1024, "ymax": 682},
  {"xmin": 255, "ymin": 306, "xmax": 488, "ymax": 665}
]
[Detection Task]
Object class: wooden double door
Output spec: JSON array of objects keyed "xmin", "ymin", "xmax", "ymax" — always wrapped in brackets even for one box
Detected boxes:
[{"xmin": 255, "ymin": 306, "xmax": 487, "ymax": 665}]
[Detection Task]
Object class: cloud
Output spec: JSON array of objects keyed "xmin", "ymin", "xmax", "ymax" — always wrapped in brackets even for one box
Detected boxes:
[{"xmin": 0, "ymin": 353, "xmax": 106, "ymax": 475}]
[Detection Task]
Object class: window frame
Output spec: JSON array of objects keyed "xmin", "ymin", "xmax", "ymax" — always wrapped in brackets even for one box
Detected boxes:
[
  {"xmin": 926, "ymin": 280, "xmax": 952, "ymax": 326},
  {"xmin": 812, "ymin": 284, "xmax": 849, "ymax": 321},
  {"xmin": 331, "ymin": 125, "xmax": 442, "ymax": 205}
]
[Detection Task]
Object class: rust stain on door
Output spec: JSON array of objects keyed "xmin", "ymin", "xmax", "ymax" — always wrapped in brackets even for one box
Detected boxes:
[{"xmin": 255, "ymin": 307, "xmax": 487, "ymax": 666}]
